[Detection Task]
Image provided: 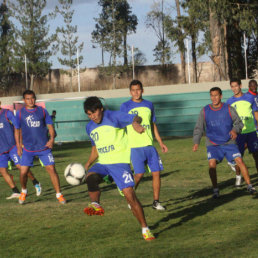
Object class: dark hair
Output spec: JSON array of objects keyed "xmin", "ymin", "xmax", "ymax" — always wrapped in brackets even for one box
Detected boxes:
[
  {"xmin": 210, "ymin": 87, "xmax": 222, "ymax": 95},
  {"xmin": 84, "ymin": 96, "xmax": 103, "ymax": 113},
  {"xmin": 230, "ymin": 78, "xmax": 241, "ymax": 85},
  {"xmin": 23, "ymin": 89, "xmax": 36, "ymax": 99},
  {"xmin": 129, "ymin": 79, "xmax": 143, "ymax": 90},
  {"xmin": 249, "ymin": 79, "xmax": 257, "ymax": 87}
]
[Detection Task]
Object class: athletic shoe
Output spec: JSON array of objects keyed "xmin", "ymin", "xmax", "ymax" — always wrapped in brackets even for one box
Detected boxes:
[
  {"xmin": 83, "ymin": 203, "xmax": 104, "ymax": 216},
  {"xmin": 57, "ymin": 195, "xmax": 66, "ymax": 204},
  {"xmin": 152, "ymin": 200, "xmax": 166, "ymax": 210},
  {"xmin": 128, "ymin": 204, "xmax": 131, "ymax": 209},
  {"xmin": 142, "ymin": 229, "xmax": 155, "ymax": 241},
  {"xmin": 247, "ymin": 187, "xmax": 257, "ymax": 195},
  {"xmin": 235, "ymin": 176, "xmax": 242, "ymax": 187},
  {"xmin": 19, "ymin": 192, "xmax": 27, "ymax": 204},
  {"xmin": 6, "ymin": 193, "xmax": 20, "ymax": 200},
  {"xmin": 117, "ymin": 187, "xmax": 124, "ymax": 197},
  {"xmin": 212, "ymin": 190, "xmax": 220, "ymax": 199},
  {"xmin": 227, "ymin": 162, "xmax": 236, "ymax": 172},
  {"xmin": 34, "ymin": 183, "xmax": 42, "ymax": 196}
]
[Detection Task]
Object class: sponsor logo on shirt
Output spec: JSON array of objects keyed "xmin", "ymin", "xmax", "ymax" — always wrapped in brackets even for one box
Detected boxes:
[
  {"xmin": 0, "ymin": 123, "xmax": 3, "ymax": 128},
  {"xmin": 26, "ymin": 115, "xmax": 40, "ymax": 128},
  {"xmin": 98, "ymin": 145, "xmax": 115, "ymax": 154}
]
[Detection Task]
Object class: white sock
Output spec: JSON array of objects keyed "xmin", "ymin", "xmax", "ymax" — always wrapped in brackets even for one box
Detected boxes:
[
  {"xmin": 22, "ymin": 189, "xmax": 27, "ymax": 194},
  {"xmin": 56, "ymin": 193, "xmax": 62, "ymax": 198},
  {"xmin": 236, "ymin": 175, "xmax": 241, "ymax": 178},
  {"xmin": 142, "ymin": 227, "xmax": 149, "ymax": 234}
]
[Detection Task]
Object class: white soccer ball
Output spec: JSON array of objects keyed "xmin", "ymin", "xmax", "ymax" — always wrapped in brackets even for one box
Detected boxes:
[{"xmin": 64, "ymin": 163, "xmax": 86, "ymax": 186}]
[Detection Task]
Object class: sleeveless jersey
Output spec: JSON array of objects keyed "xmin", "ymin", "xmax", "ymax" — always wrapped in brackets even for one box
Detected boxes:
[
  {"xmin": 120, "ymin": 99, "xmax": 155, "ymax": 148},
  {"xmin": 204, "ymin": 103, "xmax": 233, "ymax": 145},
  {"xmin": 86, "ymin": 110, "xmax": 135, "ymax": 164},
  {"xmin": 0, "ymin": 109, "xmax": 17, "ymax": 154},
  {"xmin": 16, "ymin": 106, "xmax": 53, "ymax": 152},
  {"xmin": 226, "ymin": 93, "xmax": 258, "ymax": 134}
]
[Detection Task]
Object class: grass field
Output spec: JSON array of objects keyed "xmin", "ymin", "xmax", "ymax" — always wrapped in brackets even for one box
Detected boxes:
[{"xmin": 0, "ymin": 138, "xmax": 258, "ymax": 258}]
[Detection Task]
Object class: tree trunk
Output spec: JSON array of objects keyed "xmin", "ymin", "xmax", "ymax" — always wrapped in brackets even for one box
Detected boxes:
[
  {"xmin": 123, "ymin": 33, "xmax": 128, "ymax": 66},
  {"xmin": 191, "ymin": 34, "xmax": 197, "ymax": 83},
  {"xmin": 175, "ymin": 0, "xmax": 186, "ymax": 83},
  {"xmin": 29, "ymin": 74, "xmax": 34, "ymax": 90},
  {"xmin": 70, "ymin": 68, "xmax": 73, "ymax": 92},
  {"xmin": 209, "ymin": 3, "xmax": 227, "ymax": 81}
]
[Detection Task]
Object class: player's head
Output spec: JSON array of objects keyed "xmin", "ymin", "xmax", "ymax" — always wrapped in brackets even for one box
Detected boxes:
[
  {"xmin": 129, "ymin": 80, "xmax": 143, "ymax": 101},
  {"xmin": 210, "ymin": 87, "xmax": 222, "ymax": 106},
  {"xmin": 52, "ymin": 110, "xmax": 56, "ymax": 115},
  {"xmin": 230, "ymin": 78, "xmax": 242, "ymax": 95},
  {"xmin": 248, "ymin": 79, "xmax": 257, "ymax": 94},
  {"xmin": 23, "ymin": 90, "xmax": 36, "ymax": 109},
  {"xmin": 84, "ymin": 96, "xmax": 104, "ymax": 124}
]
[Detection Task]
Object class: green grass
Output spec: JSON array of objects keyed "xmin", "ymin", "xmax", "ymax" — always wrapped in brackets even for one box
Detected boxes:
[{"xmin": 0, "ymin": 138, "xmax": 258, "ymax": 258}]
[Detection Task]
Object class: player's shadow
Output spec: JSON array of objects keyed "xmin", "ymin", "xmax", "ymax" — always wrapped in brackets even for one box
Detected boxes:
[{"xmin": 151, "ymin": 188, "xmax": 253, "ymax": 238}]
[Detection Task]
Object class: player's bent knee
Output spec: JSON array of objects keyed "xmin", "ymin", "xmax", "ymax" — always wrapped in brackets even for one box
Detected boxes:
[{"xmin": 85, "ymin": 173, "xmax": 102, "ymax": 192}]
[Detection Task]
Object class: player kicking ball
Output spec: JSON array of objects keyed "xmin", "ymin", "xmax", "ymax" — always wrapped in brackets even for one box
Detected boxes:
[
  {"xmin": 15, "ymin": 90, "xmax": 66, "ymax": 205},
  {"xmin": 83, "ymin": 96, "xmax": 155, "ymax": 241},
  {"xmin": 0, "ymin": 104, "xmax": 42, "ymax": 199},
  {"xmin": 193, "ymin": 87, "xmax": 256, "ymax": 198},
  {"xmin": 120, "ymin": 80, "xmax": 168, "ymax": 210}
]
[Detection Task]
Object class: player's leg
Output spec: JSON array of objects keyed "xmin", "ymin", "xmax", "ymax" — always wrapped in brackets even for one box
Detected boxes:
[
  {"xmin": 84, "ymin": 165, "xmax": 107, "ymax": 215},
  {"xmin": 134, "ymin": 173, "xmax": 144, "ymax": 190},
  {"xmin": 252, "ymin": 152, "xmax": 258, "ymax": 172},
  {"xmin": 19, "ymin": 165, "xmax": 30, "ymax": 204},
  {"xmin": 234, "ymin": 134, "xmax": 246, "ymax": 182},
  {"xmin": 245, "ymin": 131, "xmax": 258, "ymax": 172}
]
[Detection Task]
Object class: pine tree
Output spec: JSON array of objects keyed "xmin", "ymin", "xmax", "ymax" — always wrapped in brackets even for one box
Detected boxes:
[
  {"xmin": 9, "ymin": 0, "xmax": 53, "ymax": 90},
  {"xmin": 54, "ymin": 0, "xmax": 84, "ymax": 91}
]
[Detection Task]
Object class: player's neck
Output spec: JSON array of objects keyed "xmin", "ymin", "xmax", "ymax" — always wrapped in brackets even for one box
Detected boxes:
[
  {"xmin": 25, "ymin": 105, "xmax": 36, "ymax": 110},
  {"xmin": 211, "ymin": 102, "xmax": 222, "ymax": 109},
  {"xmin": 234, "ymin": 91, "xmax": 243, "ymax": 98},
  {"xmin": 131, "ymin": 98, "xmax": 143, "ymax": 103}
]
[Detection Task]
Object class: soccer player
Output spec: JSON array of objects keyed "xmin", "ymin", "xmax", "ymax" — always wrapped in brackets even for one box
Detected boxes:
[
  {"xmin": 0, "ymin": 103, "xmax": 42, "ymax": 199},
  {"xmin": 120, "ymin": 80, "xmax": 168, "ymax": 210},
  {"xmin": 15, "ymin": 90, "xmax": 66, "ymax": 205},
  {"xmin": 226, "ymin": 79, "xmax": 258, "ymax": 186},
  {"xmin": 83, "ymin": 96, "xmax": 155, "ymax": 241},
  {"xmin": 193, "ymin": 87, "xmax": 256, "ymax": 198}
]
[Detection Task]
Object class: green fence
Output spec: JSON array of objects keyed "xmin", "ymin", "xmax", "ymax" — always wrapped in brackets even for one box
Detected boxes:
[{"xmin": 45, "ymin": 89, "xmax": 245, "ymax": 142}]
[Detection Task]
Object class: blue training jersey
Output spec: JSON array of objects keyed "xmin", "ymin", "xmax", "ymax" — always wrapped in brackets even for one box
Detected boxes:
[
  {"xmin": 16, "ymin": 106, "xmax": 53, "ymax": 152},
  {"xmin": 86, "ymin": 110, "xmax": 135, "ymax": 164},
  {"xmin": 0, "ymin": 109, "xmax": 18, "ymax": 154},
  {"xmin": 204, "ymin": 103, "xmax": 233, "ymax": 145}
]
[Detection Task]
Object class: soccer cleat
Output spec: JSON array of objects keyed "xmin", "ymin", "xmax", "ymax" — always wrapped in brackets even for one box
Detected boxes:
[
  {"xmin": 83, "ymin": 203, "xmax": 104, "ymax": 216},
  {"xmin": 247, "ymin": 187, "xmax": 257, "ymax": 195},
  {"xmin": 18, "ymin": 192, "xmax": 27, "ymax": 204},
  {"xmin": 227, "ymin": 162, "xmax": 236, "ymax": 172},
  {"xmin": 212, "ymin": 190, "xmax": 220, "ymax": 199},
  {"xmin": 235, "ymin": 176, "xmax": 242, "ymax": 187},
  {"xmin": 142, "ymin": 229, "xmax": 155, "ymax": 241},
  {"xmin": 57, "ymin": 195, "xmax": 66, "ymax": 204},
  {"xmin": 152, "ymin": 200, "xmax": 166, "ymax": 210},
  {"xmin": 6, "ymin": 193, "xmax": 20, "ymax": 200},
  {"xmin": 34, "ymin": 183, "xmax": 42, "ymax": 196},
  {"xmin": 117, "ymin": 187, "xmax": 124, "ymax": 197}
]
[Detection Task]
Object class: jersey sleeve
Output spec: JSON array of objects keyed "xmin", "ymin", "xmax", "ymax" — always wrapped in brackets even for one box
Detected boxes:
[
  {"xmin": 252, "ymin": 97, "xmax": 258, "ymax": 112},
  {"xmin": 44, "ymin": 109, "xmax": 53, "ymax": 125},
  {"xmin": 113, "ymin": 110, "xmax": 135, "ymax": 128},
  {"xmin": 229, "ymin": 106, "xmax": 244, "ymax": 133},
  {"xmin": 15, "ymin": 110, "xmax": 21, "ymax": 129},
  {"xmin": 150, "ymin": 102, "xmax": 156, "ymax": 123},
  {"xmin": 120, "ymin": 103, "xmax": 127, "ymax": 113},
  {"xmin": 193, "ymin": 108, "xmax": 205, "ymax": 144},
  {"xmin": 6, "ymin": 110, "xmax": 19, "ymax": 128},
  {"xmin": 86, "ymin": 124, "xmax": 95, "ymax": 146}
]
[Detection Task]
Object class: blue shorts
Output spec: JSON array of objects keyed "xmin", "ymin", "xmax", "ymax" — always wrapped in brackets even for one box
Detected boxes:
[
  {"xmin": 88, "ymin": 163, "xmax": 134, "ymax": 190},
  {"xmin": 131, "ymin": 146, "xmax": 164, "ymax": 174},
  {"xmin": 21, "ymin": 148, "xmax": 55, "ymax": 167},
  {"xmin": 236, "ymin": 131, "xmax": 258, "ymax": 155},
  {"xmin": 207, "ymin": 144, "xmax": 241, "ymax": 163},
  {"xmin": 0, "ymin": 146, "xmax": 20, "ymax": 168}
]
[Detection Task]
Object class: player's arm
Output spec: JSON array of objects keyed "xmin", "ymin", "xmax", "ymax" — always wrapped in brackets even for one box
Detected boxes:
[
  {"xmin": 192, "ymin": 109, "xmax": 205, "ymax": 152},
  {"xmin": 46, "ymin": 124, "xmax": 55, "ymax": 149},
  {"xmin": 153, "ymin": 123, "xmax": 168, "ymax": 153},
  {"xmin": 132, "ymin": 115, "xmax": 145, "ymax": 133},
  {"xmin": 11, "ymin": 110, "xmax": 23, "ymax": 156},
  {"xmin": 229, "ymin": 106, "xmax": 243, "ymax": 140},
  {"xmin": 85, "ymin": 146, "xmax": 98, "ymax": 171}
]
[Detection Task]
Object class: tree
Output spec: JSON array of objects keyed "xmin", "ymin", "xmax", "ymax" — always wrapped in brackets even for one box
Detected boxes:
[
  {"xmin": 0, "ymin": 0, "xmax": 13, "ymax": 89},
  {"xmin": 8, "ymin": 0, "xmax": 53, "ymax": 90},
  {"xmin": 146, "ymin": 0, "xmax": 172, "ymax": 66},
  {"xmin": 54, "ymin": 0, "xmax": 84, "ymax": 91}
]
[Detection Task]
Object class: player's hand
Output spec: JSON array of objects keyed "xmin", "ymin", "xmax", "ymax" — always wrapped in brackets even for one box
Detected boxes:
[
  {"xmin": 17, "ymin": 145, "xmax": 23, "ymax": 156},
  {"xmin": 192, "ymin": 144, "xmax": 199, "ymax": 152},
  {"xmin": 45, "ymin": 139, "xmax": 54, "ymax": 149},
  {"xmin": 229, "ymin": 130, "xmax": 237, "ymax": 140},
  {"xmin": 160, "ymin": 143, "xmax": 168, "ymax": 153},
  {"xmin": 132, "ymin": 122, "xmax": 145, "ymax": 134}
]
